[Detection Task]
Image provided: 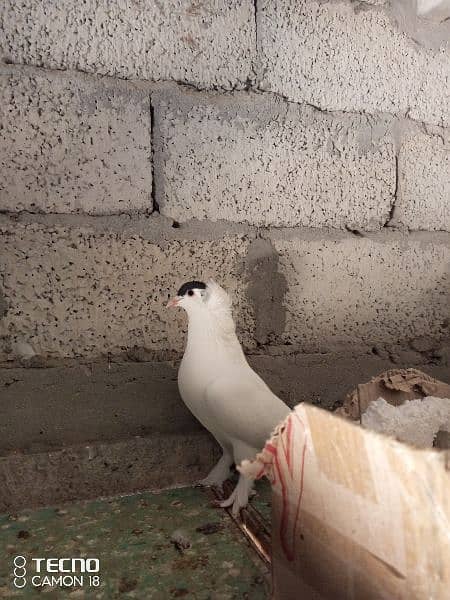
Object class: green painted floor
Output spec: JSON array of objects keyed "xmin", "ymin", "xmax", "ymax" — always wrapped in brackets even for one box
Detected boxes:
[{"xmin": 0, "ymin": 486, "xmax": 271, "ymax": 599}]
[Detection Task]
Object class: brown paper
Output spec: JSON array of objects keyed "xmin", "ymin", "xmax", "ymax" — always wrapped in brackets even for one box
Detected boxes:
[
  {"xmin": 340, "ymin": 368, "xmax": 450, "ymax": 420},
  {"xmin": 240, "ymin": 393, "xmax": 450, "ymax": 599}
]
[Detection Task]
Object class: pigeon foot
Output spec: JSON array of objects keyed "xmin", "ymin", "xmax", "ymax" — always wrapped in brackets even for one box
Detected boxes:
[
  {"xmin": 199, "ymin": 452, "xmax": 233, "ymax": 487},
  {"xmin": 219, "ymin": 474, "xmax": 254, "ymax": 517}
]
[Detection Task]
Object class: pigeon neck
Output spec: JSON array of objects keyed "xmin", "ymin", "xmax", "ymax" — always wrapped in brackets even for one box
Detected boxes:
[{"xmin": 185, "ymin": 309, "xmax": 243, "ymax": 357}]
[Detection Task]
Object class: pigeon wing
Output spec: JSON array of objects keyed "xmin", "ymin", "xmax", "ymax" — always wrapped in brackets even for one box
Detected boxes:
[{"xmin": 204, "ymin": 374, "xmax": 290, "ymax": 452}]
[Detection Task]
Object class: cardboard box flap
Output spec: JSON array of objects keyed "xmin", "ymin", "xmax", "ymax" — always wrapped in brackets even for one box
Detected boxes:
[
  {"xmin": 341, "ymin": 368, "xmax": 450, "ymax": 420},
  {"xmin": 241, "ymin": 403, "xmax": 450, "ymax": 600}
]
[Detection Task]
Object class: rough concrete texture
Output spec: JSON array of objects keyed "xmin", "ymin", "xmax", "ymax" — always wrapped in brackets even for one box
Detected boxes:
[
  {"xmin": 0, "ymin": 0, "xmax": 255, "ymax": 89},
  {"xmin": 250, "ymin": 353, "xmax": 450, "ymax": 410},
  {"xmin": 0, "ymin": 362, "xmax": 200, "ymax": 454},
  {"xmin": 395, "ymin": 130, "xmax": 450, "ymax": 231},
  {"xmin": 2, "ymin": 214, "xmax": 450, "ymax": 361},
  {"xmin": 1, "ymin": 354, "xmax": 449, "ymax": 509},
  {"xmin": 266, "ymin": 229, "xmax": 450, "ymax": 353},
  {"xmin": 258, "ymin": 0, "xmax": 450, "ymax": 127},
  {"xmin": 245, "ymin": 238, "xmax": 288, "ymax": 345},
  {"xmin": 1, "ymin": 354, "xmax": 449, "ymax": 455},
  {"xmin": 0, "ymin": 214, "xmax": 255, "ymax": 360},
  {"xmin": 0, "ymin": 355, "xmax": 399, "ymax": 454},
  {"xmin": 0, "ymin": 65, "xmax": 152, "ymax": 214},
  {"xmin": 0, "ymin": 432, "xmax": 219, "ymax": 512},
  {"xmin": 154, "ymin": 86, "xmax": 396, "ymax": 229}
]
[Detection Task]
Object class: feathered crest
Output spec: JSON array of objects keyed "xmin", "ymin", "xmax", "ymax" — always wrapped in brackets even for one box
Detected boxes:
[
  {"xmin": 205, "ymin": 279, "xmax": 236, "ymax": 337},
  {"xmin": 205, "ymin": 279, "xmax": 232, "ymax": 309}
]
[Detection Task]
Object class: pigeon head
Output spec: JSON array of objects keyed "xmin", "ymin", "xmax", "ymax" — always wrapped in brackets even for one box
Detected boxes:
[
  {"xmin": 168, "ymin": 279, "xmax": 235, "ymax": 335},
  {"xmin": 166, "ymin": 280, "xmax": 207, "ymax": 310}
]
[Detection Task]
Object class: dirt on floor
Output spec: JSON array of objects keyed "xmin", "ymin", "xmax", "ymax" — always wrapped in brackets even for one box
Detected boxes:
[{"xmin": 0, "ymin": 486, "xmax": 270, "ymax": 599}]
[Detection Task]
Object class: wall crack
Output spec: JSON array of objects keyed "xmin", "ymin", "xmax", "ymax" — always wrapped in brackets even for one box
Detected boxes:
[{"xmin": 149, "ymin": 98, "xmax": 159, "ymax": 214}]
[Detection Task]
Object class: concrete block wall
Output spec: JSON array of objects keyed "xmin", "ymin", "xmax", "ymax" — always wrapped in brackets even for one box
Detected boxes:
[
  {"xmin": 1, "ymin": 1, "xmax": 256, "ymax": 88},
  {"xmin": 1, "ymin": 67, "xmax": 152, "ymax": 214},
  {"xmin": 0, "ymin": 214, "xmax": 254, "ymax": 360},
  {"xmin": 153, "ymin": 87, "xmax": 396, "ymax": 229},
  {"xmin": 1, "ymin": 0, "xmax": 449, "ymax": 365},
  {"xmin": 258, "ymin": 1, "xmax": 450, "ymax": 127},
  {"xmin": 1, "ymin": 0, "xmax": 450, "ymax": 506}
]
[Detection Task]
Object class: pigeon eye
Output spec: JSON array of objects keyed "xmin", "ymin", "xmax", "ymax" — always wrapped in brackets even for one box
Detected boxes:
[{"xmin": 187, "ymin": 290, "xmax": 194, "ymax": 297}]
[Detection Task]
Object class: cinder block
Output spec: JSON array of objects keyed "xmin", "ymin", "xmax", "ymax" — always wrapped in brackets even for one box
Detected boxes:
[
  {"xmin": 395, "ymin": 131, "xmax": 450, "ymax": 231},
  {"xmin": 0, "ymin": 66, "xmax": 152, "ymax": 214},
  {"xmin": 0, "ymin": 0, "xmax": 255, "ymax": 89},
  {"xmin": 154, "ymin": 87, "xmax": 395, "ymax": 229},
  {"xmin": 266, "ymin": 229, "xmax": 450, "ymax": 352},
  {"xmin": 0, "ymin": 215, "xmax": 255, "ymax": 360},
  {"xmin": 258, "ymin": 0, "xmax": 450, "ymax": 127},
  {"xmin": 0, "ymin": 362, "xmax": 201, "ymax": 453},
  {"xmin": 0, "ymin": 432, "xmax": 218, "ymax": 512}
]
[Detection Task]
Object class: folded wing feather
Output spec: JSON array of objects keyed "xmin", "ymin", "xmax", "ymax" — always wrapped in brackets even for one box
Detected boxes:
[{"xmin": 204, "ymin": 373, "xmax": 291, "ymax": 453}]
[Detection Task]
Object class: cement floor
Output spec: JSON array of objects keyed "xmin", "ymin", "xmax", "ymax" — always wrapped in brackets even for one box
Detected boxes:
[{"xmin": 0, "ymin": 486, "xmax": 271, "ymax": 599}]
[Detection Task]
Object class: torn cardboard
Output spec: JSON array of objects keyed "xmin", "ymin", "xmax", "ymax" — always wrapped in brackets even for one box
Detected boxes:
[
  {"xmin": 340, "ymin": 368, "xmax": 450, "ymax": 421},
  {"xmin": 240, "ymin": 390, "xmax": 450, "ymax": 599},
  {"xmin": 342, "ymin": 368, "xmax": 450, "ymax": 449}
]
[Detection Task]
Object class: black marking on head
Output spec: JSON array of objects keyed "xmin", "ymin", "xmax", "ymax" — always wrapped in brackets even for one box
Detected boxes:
[{"xmin": 177, "ymin": 281, "xmax": 206, "ymax": 296}]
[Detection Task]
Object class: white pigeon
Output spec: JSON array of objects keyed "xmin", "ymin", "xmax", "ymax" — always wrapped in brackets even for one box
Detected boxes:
[{"xmin": 167, "ymin": 279, "xmax": 291, "ymax": 515}]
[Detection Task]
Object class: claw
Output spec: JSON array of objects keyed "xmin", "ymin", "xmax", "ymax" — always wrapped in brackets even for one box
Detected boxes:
[
  {"xmin": 212, "ymin": 474, "xmax": 254, "ymax": 517},
  {"xmin": 219, "ymin": 496, "xmax": 235, "ymax": 509}
]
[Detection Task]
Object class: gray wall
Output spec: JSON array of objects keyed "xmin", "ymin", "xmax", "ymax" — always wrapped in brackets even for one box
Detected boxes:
[
  {"xmin": 1, "ymin": 0, "xmax": 449, "ymax": 508},
  {"xmin": 0, "ymin": 0, "xmax": 449, "ymax": 365}
]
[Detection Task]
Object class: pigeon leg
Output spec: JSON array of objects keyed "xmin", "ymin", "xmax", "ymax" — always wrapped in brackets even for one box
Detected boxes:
[
  {"xmin": 199, "ymin": 451, "xmax": 233, "ymax": 487},
  {"xmin": 219, "ymin": 473, "xmax": 254, "ymax": 517}
]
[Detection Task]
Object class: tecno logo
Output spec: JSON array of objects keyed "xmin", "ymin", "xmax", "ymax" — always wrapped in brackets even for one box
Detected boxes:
[
  {"xmin": 13, "ymin": 555, "xmax": 27, "ymax": 589},
  {"xmin": 13, "ymin": 556, "xmax": 101, "ymax": 590},
  {"xmin": 33, "ymin": 558, "xmax": 100, "ymax": 573}
]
